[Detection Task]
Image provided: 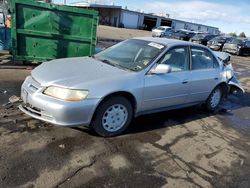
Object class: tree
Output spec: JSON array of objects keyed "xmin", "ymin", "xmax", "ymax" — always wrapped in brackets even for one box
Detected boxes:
[
  {"xmin": 228, "ymin": 32, "xmax": 237, "ymax": 37},
  {"xmin": 239, "ymin": 32, "xmax": 246, "ymax": 38}
]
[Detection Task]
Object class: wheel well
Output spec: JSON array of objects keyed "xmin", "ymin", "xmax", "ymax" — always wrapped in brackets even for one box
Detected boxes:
[
  {"xmin": 96, "ymin": 91, "xmax": 137, "ymax": 113},
  {"xmin": 216, "ymin": 82, "xmax": 228, "ymax": 97}
]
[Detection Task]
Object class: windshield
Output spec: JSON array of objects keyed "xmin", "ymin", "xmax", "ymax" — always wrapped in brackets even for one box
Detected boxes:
[
  {"xmin": 94, "ymin": 39, "xmax": 165, "ymax": 71},
  {"xmin": 213, "ymin": 37, "xmax": 227, "ymax": 43},
  {"xmin": 177, "ymin": 31, "xmax": 187, "ymax": 34},
  {"xmin": 157, "ymin": 27, "xmax": 167, "ymax": 31},
  {"xmin": 194, "ymin": 34, "xmax": 206, "ymax": 39}
]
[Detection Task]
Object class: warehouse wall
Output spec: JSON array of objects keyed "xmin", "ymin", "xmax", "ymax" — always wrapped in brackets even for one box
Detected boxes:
[{"xmin": 121, "ymin": 10, "xmax": 139, "ymax": 29}]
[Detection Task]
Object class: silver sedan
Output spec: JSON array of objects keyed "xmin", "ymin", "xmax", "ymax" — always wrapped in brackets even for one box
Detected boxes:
[{"xmin": 19, "ymin": 37, "xmax": 244, "ymax": 137}]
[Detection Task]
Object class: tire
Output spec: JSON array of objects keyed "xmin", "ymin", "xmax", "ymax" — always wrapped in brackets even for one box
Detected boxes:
[
  {"xmin": 205, "ymin": 86, "xmax": 223, "ymax": 112},
  {"xmin": 91, "ymin": 96, "xmax": 133, "ymax": 137}
]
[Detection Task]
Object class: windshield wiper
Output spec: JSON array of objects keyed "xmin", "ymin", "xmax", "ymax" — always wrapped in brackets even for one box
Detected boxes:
[
  {"xmin": 100, "ymin": 59, "xmax": 117, "ymax": 67},
  {"xmin": 99, "ymin": 59, "xmax": 133, "ymax": 71}
]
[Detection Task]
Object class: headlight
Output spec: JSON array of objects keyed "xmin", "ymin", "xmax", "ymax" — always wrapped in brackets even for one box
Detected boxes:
[
  {"xmin": 223, "ymin": 69, "xmax": 234, "ymax": 80},
  {"xmin": 43, "ymin": 86, "xmax": 89, "ymax": 101}
]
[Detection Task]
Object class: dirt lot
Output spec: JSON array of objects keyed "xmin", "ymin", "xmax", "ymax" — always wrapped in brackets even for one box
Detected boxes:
[
  {"xmin": 0, "ymin": 30, "xmax": 250, "ymax": 187},
  {"xmin": 97, "ymin": 25, "xmax": 151, "ymax": 41},
  {"xmin": 0, "ymin": 56, "xmax": 250, "ymax": 188}
]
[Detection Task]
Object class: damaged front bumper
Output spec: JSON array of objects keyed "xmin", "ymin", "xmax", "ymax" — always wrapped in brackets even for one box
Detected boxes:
[{"xmin": 228, "ymin": 76, "xmax": 245, "ymax": 95}]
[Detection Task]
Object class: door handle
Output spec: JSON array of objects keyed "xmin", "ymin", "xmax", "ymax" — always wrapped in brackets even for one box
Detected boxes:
[{"xmin": 214, "ymin": 77, "xmax": 219, "ymax": 80}]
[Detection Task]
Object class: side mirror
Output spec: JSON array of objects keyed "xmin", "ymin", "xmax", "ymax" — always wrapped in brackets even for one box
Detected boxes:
[
  {"xmin": 223, "ymin": 55, "xmax": 231, "ymax": 65},
  {"xmin": 149, "ymin": 64, "xmax": 171, "ymax": 74}
]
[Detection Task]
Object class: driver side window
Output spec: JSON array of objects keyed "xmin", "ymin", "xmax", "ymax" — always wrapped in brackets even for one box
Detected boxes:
[{"xmin": 158, "ymin": 47, "xmax": 190, "ymax": 72}]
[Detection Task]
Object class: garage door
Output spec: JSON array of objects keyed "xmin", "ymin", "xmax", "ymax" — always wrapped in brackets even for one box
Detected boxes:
[{"xmin": 122, "ymin": 12, "xmax": 139, "ymax": 29}]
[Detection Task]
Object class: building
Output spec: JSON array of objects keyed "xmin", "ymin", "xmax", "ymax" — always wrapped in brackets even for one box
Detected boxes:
[{"xmin": 67, "ymin": 2, "xmax": 220, "ymax": 34}]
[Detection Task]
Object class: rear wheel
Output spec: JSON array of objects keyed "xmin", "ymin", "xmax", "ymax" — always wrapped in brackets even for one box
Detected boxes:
[
  {"xmin": 206, "ymin": 87, "xmax": 223, "ymax": 112},
  {"xmin": 91, "ymin": 96, "xmax": 133, "ymax": 137}
]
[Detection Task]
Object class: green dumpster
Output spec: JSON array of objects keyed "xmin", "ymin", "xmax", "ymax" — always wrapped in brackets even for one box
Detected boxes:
[{"xmin": 11, "ymin": 0, "xmax": 98, "ymax": 62}]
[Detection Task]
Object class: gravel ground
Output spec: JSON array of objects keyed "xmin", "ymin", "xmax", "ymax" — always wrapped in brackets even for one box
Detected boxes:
[{"xmin": 0, "ymin": 37, "xmax": 250, "ymax": 187}]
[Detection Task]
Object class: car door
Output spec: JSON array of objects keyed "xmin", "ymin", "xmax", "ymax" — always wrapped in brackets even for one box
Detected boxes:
[
  {"xmin": 142, "ymin": 46, "xmax": 191, "ymax": 111},
  {"xmin": 188, "ymin": 46, "xmax": 221, "ymax": 103}
]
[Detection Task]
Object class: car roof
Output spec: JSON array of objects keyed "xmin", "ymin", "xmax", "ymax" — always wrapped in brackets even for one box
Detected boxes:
[
  {"xmin": 134, "ymin": 37, "xmax": 204, "ymax": 47},
  {"xmin": 158, "ymin": 26, "xmax": 171, "ymax": 28}
]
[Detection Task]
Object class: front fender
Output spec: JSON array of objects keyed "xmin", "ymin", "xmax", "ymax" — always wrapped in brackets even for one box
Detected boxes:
[{"xmin": 228, "ymin": 76, "xmax": 245, "ymax": 94}]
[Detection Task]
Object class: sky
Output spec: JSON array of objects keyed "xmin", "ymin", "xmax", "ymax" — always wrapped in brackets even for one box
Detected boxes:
[{"xmin": 54, "ymin": 0, "xmax": 250, "ymax": 36}]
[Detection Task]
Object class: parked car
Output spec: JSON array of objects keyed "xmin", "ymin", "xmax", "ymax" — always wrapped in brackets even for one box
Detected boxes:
[
  {"xmin": 170, "ymin": 29, "xmax": 195, "ymax": 41},
  {"xmin": 190, "ymin": 34, "xmax": 217, "ymax": 46},
  {"xmin": 207, "ymin": 36, "xmax": 233, "ymax": 51},
  {"xmin": 19, "ymin": 38, "xmax": 244, "ymax": 137},
  {"xmin": 222, "ymin": 38, "xmax": 250, "ymax": 56},
  {"xmin": 152, "ymin": 26, "xmax": 172, "ymax": 37}
]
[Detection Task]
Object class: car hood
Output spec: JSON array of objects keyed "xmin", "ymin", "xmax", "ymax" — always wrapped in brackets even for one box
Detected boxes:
[{"xmin": 31, "ymin": 57, "xmax": 130, "ymax": 88}]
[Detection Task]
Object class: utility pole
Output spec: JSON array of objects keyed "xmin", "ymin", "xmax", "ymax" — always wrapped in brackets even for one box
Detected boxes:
[{"xmin": 64, "ymin": 0, "xmax": 66, "ymax": 5}]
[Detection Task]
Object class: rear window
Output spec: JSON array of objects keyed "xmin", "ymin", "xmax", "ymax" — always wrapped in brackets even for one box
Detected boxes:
[
  {"xmin": 232, "ymin": 39, "xmax": 244, "ymax": 45},
  {"xmin": 245, "ymin": 41, "xmax": 250, "ymax": 47}
]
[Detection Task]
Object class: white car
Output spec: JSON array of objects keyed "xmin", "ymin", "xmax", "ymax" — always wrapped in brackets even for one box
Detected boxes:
[{"xmin": 152, "ymin": 26, "xmax": 172, "ymax": 37}]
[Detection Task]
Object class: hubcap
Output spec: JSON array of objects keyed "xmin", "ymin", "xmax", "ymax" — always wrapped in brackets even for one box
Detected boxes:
[
  {"xmin": 102, "ymin": 104, "xmax": 128, "ymax": 132},
  {"xmin": 210, "ymin": 89, "xmax": 221, "ymax": 108}
]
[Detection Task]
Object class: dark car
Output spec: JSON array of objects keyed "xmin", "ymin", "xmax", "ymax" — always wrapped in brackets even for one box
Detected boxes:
[
  {"xmin": 222, "ymin": 38, "xmax": 250, "ymax": 56},
  {"xmin": 170, "ymin": 29, "xmax": 195, "ymax": 41},
  {"xmin": 207, "ymin": 36, "xmax": 233, "ymax": 51},
  {"xmin": 190, "ymin": 34, "xmax": 217, "ymax": 46}
]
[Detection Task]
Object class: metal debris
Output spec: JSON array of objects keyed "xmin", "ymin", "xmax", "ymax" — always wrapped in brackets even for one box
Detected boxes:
[
  {"xmin": 0, "ymin": 89, "xmax": 8, "ymax": 94},
  {"xmin": 59, "ymin": 144, "xmax": 65, "ymax": 149},
  {"xmin": 9, "ymin": 95, "xmax": 21, "ymax": 103},
  {"xmin": 240, "ymin": 159, "xmax": 244, "ymax": 167},
  {"xmin": 2, "ymin": 95, "xmax": 21, "ymax": 109},
  {"xmin": 2, "ymin": 102, "xmax": 13, "ymax": 109}
]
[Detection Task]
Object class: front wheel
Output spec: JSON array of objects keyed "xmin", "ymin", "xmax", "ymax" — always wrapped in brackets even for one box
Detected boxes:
[
  {"xmin": 206, "ymin": 87, "xmax": 223, "ymax": 112},
  {"xmin": 91, "ymin": 96, "xmax": 133, "ymax": 137}
]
